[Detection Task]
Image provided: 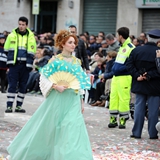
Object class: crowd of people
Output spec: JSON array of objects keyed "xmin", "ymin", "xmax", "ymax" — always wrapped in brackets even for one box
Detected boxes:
[{"xmin": 0, "ymin": 16, "xmax": 160, "ymax": 159}]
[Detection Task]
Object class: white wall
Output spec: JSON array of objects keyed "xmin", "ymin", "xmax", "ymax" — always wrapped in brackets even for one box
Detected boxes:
[
  {"xmin": 117, "ymin": 0, "xmax": 141, "ymax": 37},
  {"xmin": 0, "ymin": 0, "xmax": 32, "ymax": 33},
  {"xmin": 56, "ymin": 0, "xmax": 81, "ymax": 34}
]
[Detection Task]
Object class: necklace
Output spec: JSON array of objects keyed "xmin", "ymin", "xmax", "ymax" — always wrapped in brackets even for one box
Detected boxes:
[{"xmin": 61, "ymin": 53, "xmax": 72, "ymax": 58}]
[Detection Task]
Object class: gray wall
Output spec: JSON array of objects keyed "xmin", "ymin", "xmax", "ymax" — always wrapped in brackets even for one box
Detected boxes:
[
  {"xmin": 56, "ymin": 0, "xmax": 82, "ymax": 34},
  {"xmin": 0, "ymin": 0, "xmax": 32, "ymax": 32},
  {"xmin": 0, "ymin": 0, "xmax": 144, "ymax": 37},
  {"xmin": 117, "ymin": 0, "xmax": 141, "ymax": 37}
]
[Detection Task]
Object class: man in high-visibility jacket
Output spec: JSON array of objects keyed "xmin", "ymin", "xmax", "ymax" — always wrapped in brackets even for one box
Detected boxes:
[
  {"xmin": 4, "ymin": 16, "xmax": 36, "ymax": 113},
  {"xmin": 108, "ymin": 27, "xmax": 135, "ymax": 129}
]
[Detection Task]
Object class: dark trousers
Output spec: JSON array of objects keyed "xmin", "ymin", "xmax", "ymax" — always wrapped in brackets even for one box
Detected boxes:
[
  {"xmin": 26, "ymin": 70, "xmax": 39, "ymax": 92},
  {"xmin": 132, "ymin": 94, "xmax": 160, "ymax": 138},
  {"xmin": 7, "ymin": 63, "xmax": 30, "ymax": 107},
  {"xmin": 32, "ymin": 74, "xmax": 40, "ymax": 92},
  {"xmin": 88, "ymin": 87, "xmax": 95, "ymax": 101},
  {"xmin": 94, "ymin": 82, "xmax": 105, "ymax": 101},
  {"xmin": 0, "ymin": 69, "xmax": 7, "ymax": 91}
]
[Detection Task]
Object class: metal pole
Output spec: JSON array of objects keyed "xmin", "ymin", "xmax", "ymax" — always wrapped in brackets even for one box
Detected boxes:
[{"xmin": 34, "ymin": 15, "xmax": 38, "ymax": 32}]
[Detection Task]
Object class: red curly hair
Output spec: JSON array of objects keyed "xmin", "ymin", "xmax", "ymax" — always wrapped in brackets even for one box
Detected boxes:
[{"xmin": 55, "ymin": 30, "xmax": 78, "ymax": 50}]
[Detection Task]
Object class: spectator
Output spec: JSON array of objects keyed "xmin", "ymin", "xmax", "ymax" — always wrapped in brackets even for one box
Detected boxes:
[
  {"xmin": 99, "ymin": 40, "xmax": 108, "ymax": 56},
  {"xmin": 39, "ymin": 35, "xmax": 47, "ymax": 47},
  {"xmin": 26, "ymin": 48, "xmax": 41, "ymax": 93},
  {"xmin": 69, "ymin": 25, "xmax": 90, "ymax": 73},
  {"xmin": 88, "ymin": 35, "xmax": 99, "ymax": 53},
  {"xmin": 79, "ymin": 34, "xmax": 91, "ymax": 61},
  {"xmin": 105, "ymin": 33, "xmax": 120, "ymax": 53},
  {"xmin": 91, "ymin": 60, "xmax": 106, "ymax": 107},
  {"xmin": 88, "ymin": 52, "xmax": 105, "ymax": 104},
  {"xmin": 83, "ymin": 31, "xmax": 89, "ymax": 41},
  {"xmin": 129, "ymin": 35, "xmax": 135, "ymax": 42},
  {"xmin": 0, "ymin": 34, "xmax": 7, "ymax": 93},
  {"xmin": 126, "ymin": 29, "xmax": 160, "ymax": 139},
  {"xmin": 91, "ymin": 51, "xmax": 117, "ymax": 107},
  {"xmin": 96, "ymin": 36, "xmax": 104, "ymax": 49},
  {"xmin": 34, "ymin": 32, "xmax": 40, "ymax": 46},
  {"xmin": 98, "ymin": 31, "xmax": 105, "ymax": 37},
  {"xmin": 3, "ymin": 30, "xmax": 9, "ymax": 38},
  {"xmin": 29, "ymin": 47, "xmax": 52, "ymax": 95},
  {"xmin": 4, "ymin": 16, "xmax": 36, "ymax": 113},
  {"xmin": 108, "ymin": 27, "xmax": 135, "ymax": 129},
  {"xmin": 79, "ymin": 34, "xmax": 88, "ymax": 48},
  {"xmin": 103, "ymin": 51, "xmax": 117, "ymax": 95},
  {"xmin": 89, "ymin": 52, "xmax": 104, "ymax": 73},
  {"xmin": 132, "ymin": 38, "xmax": 140, "ymax": 47},
  {"xmin": 89, "ymin": 58, "xmax": 105, "ymax": 104},
  {"xmin": 139, "ymin": 32, "xmax": 148, "ymax": 44}
]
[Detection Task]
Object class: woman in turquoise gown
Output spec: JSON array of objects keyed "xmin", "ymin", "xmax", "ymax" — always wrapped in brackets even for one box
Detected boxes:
[{"xmin": 7, "ymin": 30, "xmax": 93, "ymax": 160}]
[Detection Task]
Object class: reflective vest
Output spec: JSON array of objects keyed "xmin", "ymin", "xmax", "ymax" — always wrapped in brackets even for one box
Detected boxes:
[
  {"xmin": 115, "ymin": 37, "xmax": 134, "ymax": 64},
  {"xmin": 112, "ymin": 37, "xmax": 135, "ymax": 76},
  {"xmin": 4, "ymin": 28, "xmax": 36, "ymax": 68}
]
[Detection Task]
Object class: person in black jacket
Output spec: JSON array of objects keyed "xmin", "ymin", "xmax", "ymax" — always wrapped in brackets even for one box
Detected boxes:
[
  {"xmin": 126, "ymin": 29, "xmax": 160, "ymax": 139},
  {"xmin": 69, "ymin": 25, "xmax": 90, "ymax": 73},
  {"xmin": 0, "ymin": 34, "xmax": 7, "ymax": 93}
]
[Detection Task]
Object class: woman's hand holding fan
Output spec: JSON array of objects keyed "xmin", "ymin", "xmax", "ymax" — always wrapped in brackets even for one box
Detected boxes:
[{"xmin": 52, "ymin": 84, "xmax": 68, "ymax": 93}]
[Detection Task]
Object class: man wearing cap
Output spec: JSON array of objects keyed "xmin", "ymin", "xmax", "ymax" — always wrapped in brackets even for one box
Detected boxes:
[
  {"xmin": 126, "ymin": 29, "xmax": 160, "ymax": 139},
  {"xmin": 4, "ymin": 16, "xmax": 36, "ymax": 113},
  {"xmin": 0, "ymin": 34, "xmax": 7, "ymax": 93}
]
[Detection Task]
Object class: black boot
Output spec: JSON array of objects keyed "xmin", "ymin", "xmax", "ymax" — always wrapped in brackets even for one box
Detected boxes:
[
  {"xmin": 5, "ymin": 107, "xmax": 13, "ymax": 113},
  {"xmin": 108, "ymin": 116, "xmax": 118, "ymax": 128},
  {"xmin": 15, "ymin": 106, "xmax": 26, "ymax": 113}
]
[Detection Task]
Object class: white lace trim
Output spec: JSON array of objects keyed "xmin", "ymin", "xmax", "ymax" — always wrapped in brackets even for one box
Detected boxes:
[
  {"xmin": 39, "ymin": 74, "xmax": 53, "ymax": 98},
  {"xmin": 79, "ymin": 89, "xmax": 84, "ymax": 95}
]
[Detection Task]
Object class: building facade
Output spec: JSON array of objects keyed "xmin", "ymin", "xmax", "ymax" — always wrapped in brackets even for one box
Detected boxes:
[{"xmin": 0, "ymin": 0, "xmax": 160, "ymax": 37}]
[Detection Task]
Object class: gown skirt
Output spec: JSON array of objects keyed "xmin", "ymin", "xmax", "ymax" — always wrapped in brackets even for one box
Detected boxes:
[{"xmin": 7, "ymin": 89, "xmax": 93, "ymax": 160}]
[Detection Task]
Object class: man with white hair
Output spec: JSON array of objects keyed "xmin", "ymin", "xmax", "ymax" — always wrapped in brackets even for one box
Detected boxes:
[{"xmin": 126, "ymin": 29, "xmax": 160, "ymax": 139}]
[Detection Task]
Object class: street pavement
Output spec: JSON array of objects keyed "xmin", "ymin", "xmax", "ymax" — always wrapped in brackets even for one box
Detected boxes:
[{"xmin": 0, "ymin": 92, "xmax": 160, "ymax": 160}]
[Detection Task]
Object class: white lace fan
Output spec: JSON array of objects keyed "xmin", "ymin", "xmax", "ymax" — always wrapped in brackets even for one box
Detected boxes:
[{"xmin": 48, "ymin": 71, "xmax": 80, "ymax": 89}]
